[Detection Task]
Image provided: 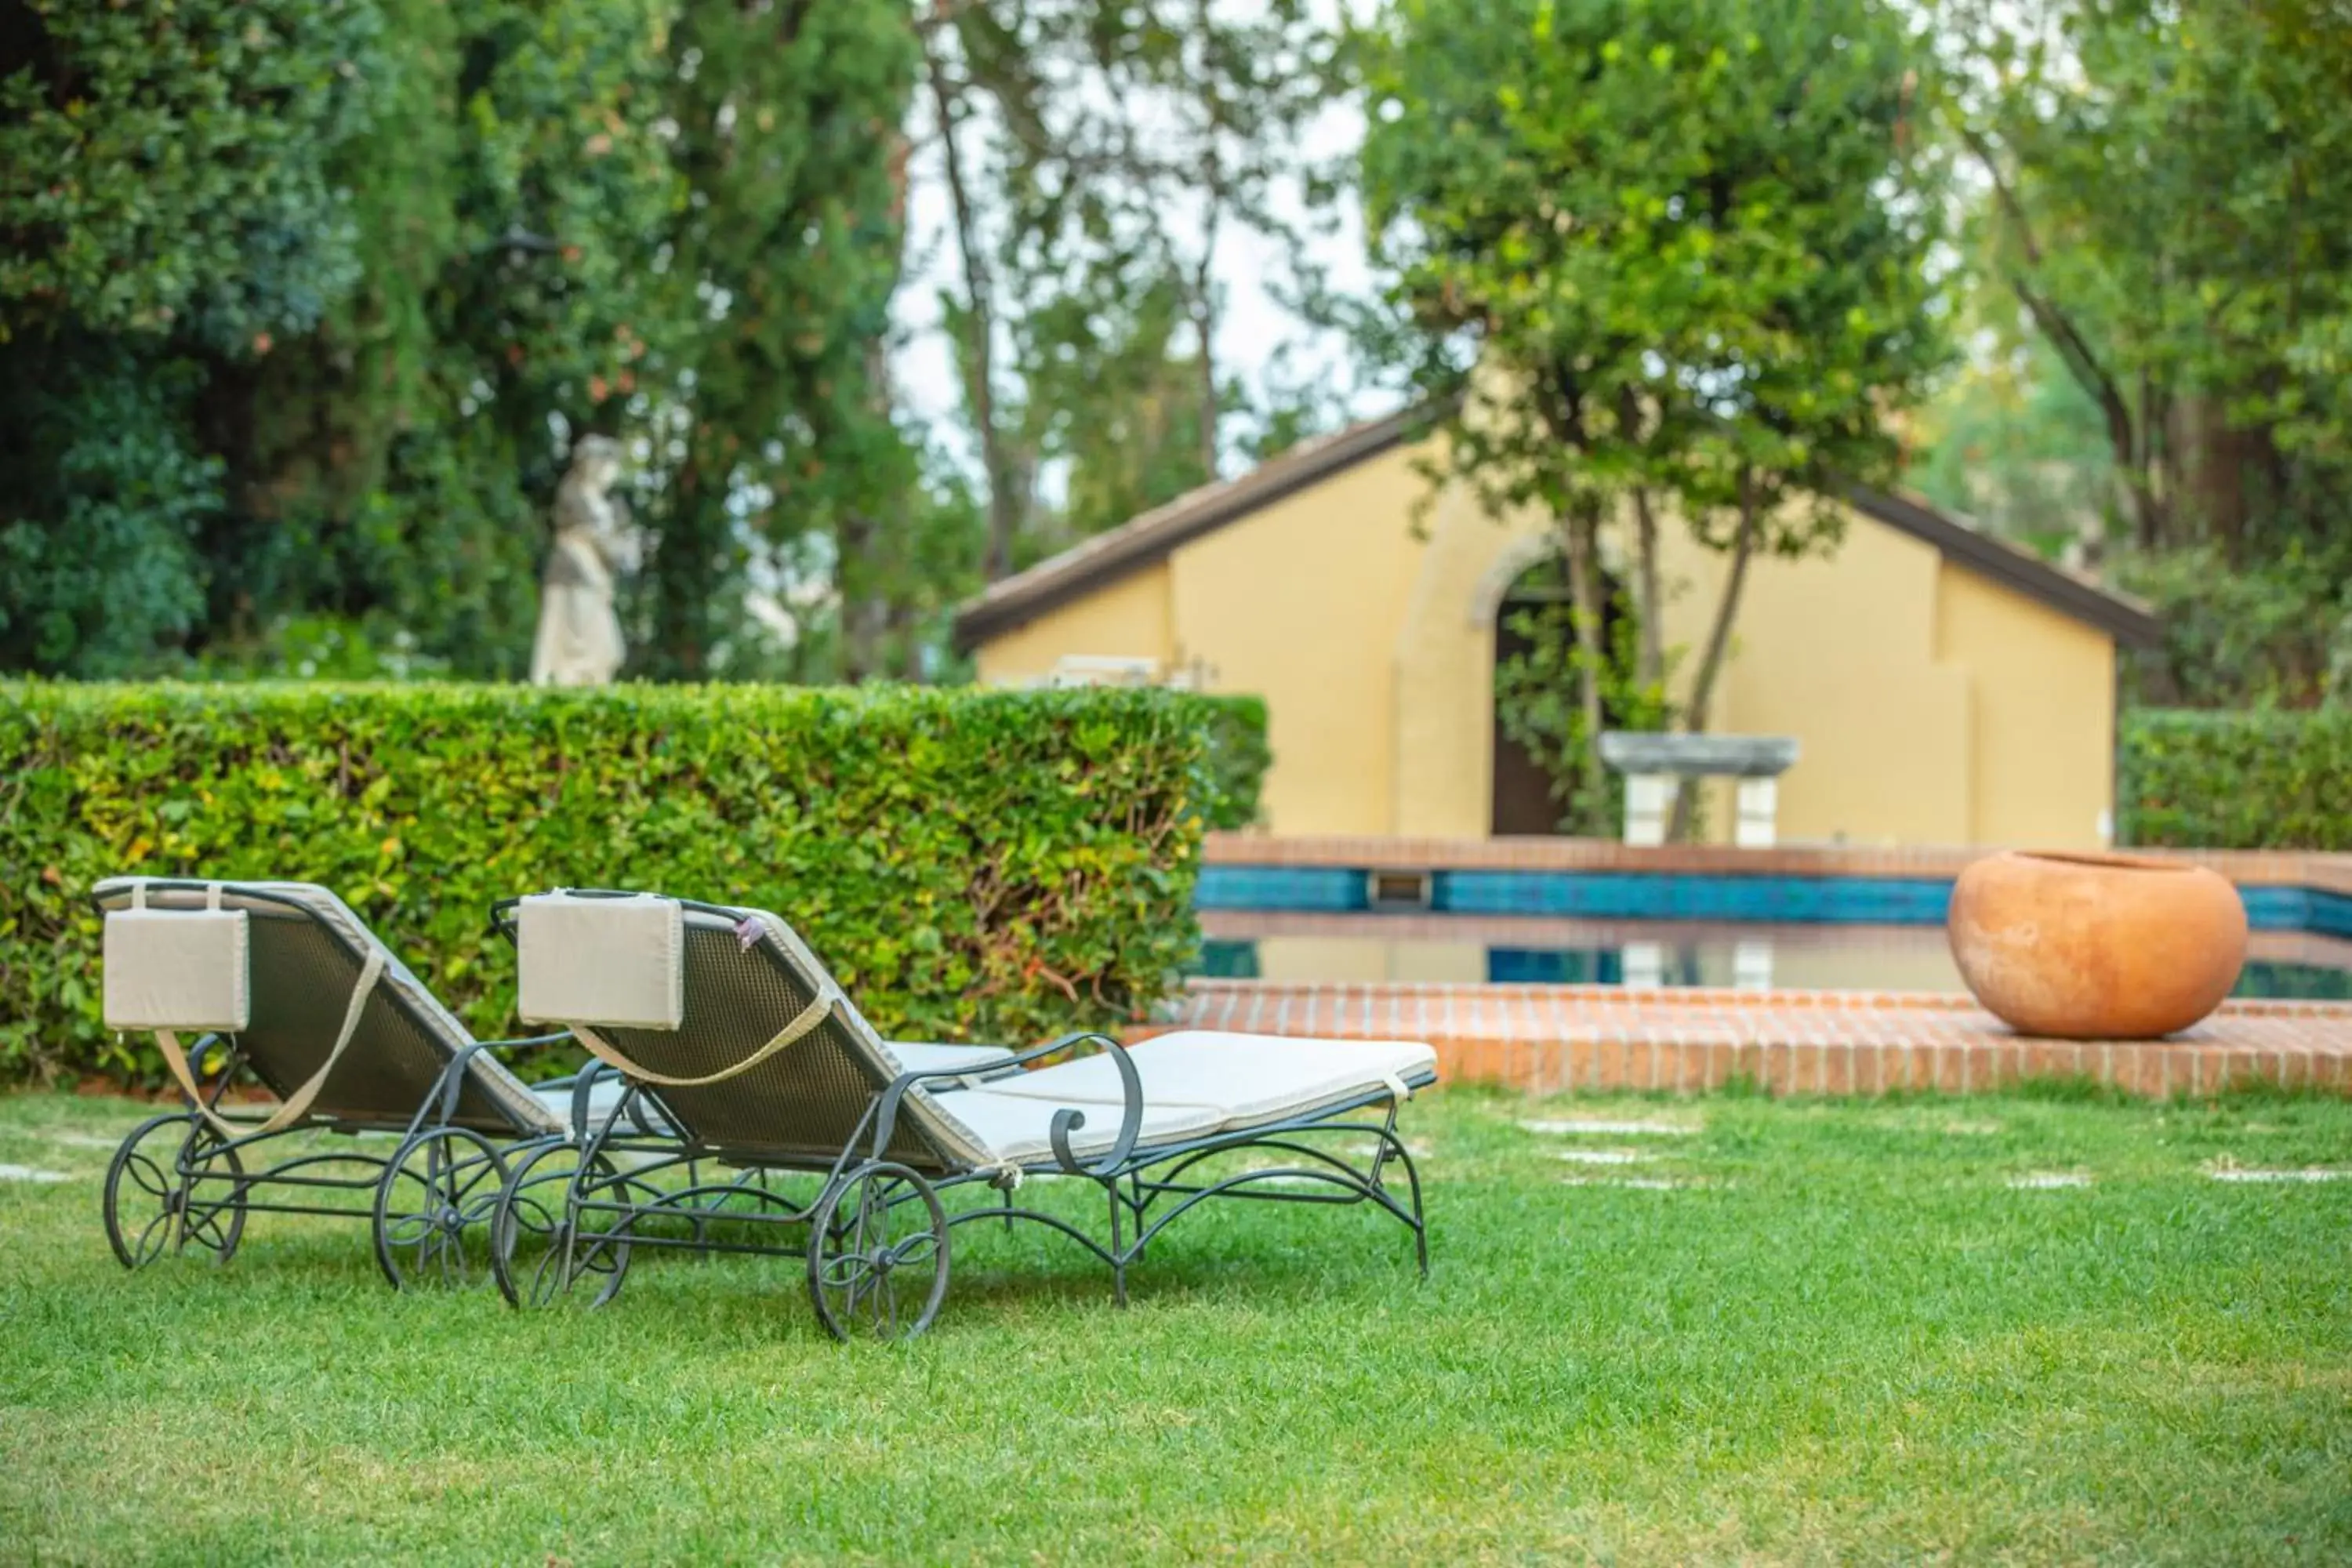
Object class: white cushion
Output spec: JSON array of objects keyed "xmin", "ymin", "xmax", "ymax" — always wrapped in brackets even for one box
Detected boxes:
[
  {"xmin": 888, "ymin": 1041, "xmax": 1014, "ymax": 1077},
  {"xmin": 103, "ymin": 906, "xmax": 250, "ymax": 1032},
  {"xmin": 928, "ymin": 1087, "xmax": 1224, "ymax": 1164},
  {"xmin": 977, "ymin": 1032, "xmax": 1438, "ymax": 1132},
  {"xmin": 517, "ymin": 893, "xmax": 684, "ymax": 1029}
]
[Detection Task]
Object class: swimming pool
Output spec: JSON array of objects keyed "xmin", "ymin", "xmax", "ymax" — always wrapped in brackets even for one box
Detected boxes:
[{"xmin": 1192, "ymin": 863, "xmax": 2352, "ymax": 1000}]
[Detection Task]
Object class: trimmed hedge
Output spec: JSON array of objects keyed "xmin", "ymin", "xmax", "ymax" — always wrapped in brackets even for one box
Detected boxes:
[
  {"xmin": 2118, "ymin": 708, "xmax": 2352, "ymax": 850},
  {"xmin": 1200, "ymin": 693, "xmax": 1272, "ymax": 830},
  {"xmin": 1, "ymin": 682, "xmax": 1221, "ymax": 1085}
]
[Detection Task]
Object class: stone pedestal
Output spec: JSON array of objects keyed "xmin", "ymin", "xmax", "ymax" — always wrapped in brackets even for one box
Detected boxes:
[
  {"xmin": 1597, "ymin": 732, "xmax": 1800, "ymax": 850},
  {"xmin": 1734, "ymin": 778, "xmax": 1780, "ymax": 849},
  {"xmin": 1623, "ymin": 775, "xmax": 1674, "ymax": 848}
]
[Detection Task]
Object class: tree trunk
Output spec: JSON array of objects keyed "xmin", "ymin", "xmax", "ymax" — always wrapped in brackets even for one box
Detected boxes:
[
  {"xmin": 1631, "ymin": 485, "xmax": 1664, "ymax": 690},
  {"xmin": 1190, "ymin": 254, "xmax": 1219, "ymax": 484},
  {"xmin": 921, "ymin": 16, "xmax": 1022, "ymax": 581},
  {"xmin": 1666, "ymin": 470, "xmax": 1759, "ymax": 842},
  {"xmin": 837, "ymin": 510, "xmax": 884, "ymax": 681},
  {"xmin": 1562, "ymin": 506, "xmax": 1609, "ymax": 835},
  {"xmin": 1189, "ymin": 0, "xmax": 1224, "ymax": 483}
]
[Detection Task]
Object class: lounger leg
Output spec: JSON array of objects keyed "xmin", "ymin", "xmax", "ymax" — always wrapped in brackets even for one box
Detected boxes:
[
  {"xmin": 1394, "ymin": 1139, "xmax": 1429, "ymax": 1280},
  {"xmin": 1124, "ymin": 1172, "xmax": 1151, "ymax": 1260},
  {"xmin": 1105, "ymin": 1180, "xmax": 1128, "ymax": 1307}
]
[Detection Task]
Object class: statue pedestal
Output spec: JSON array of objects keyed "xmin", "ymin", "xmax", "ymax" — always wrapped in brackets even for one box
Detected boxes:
[{"xmin": 1597, "ymin": 732, "xmax": 1800, "ymax": 849}]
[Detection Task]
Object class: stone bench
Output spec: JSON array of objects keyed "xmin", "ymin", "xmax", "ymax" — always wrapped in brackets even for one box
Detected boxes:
[{"xmin": 1596, "ymin": 731, "xmax": 1801, "ymax": 849}]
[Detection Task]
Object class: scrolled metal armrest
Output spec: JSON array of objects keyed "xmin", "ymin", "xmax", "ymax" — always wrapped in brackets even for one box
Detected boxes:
[
  {"xmin": 186, "ymin": 1033, "xmax": 230, "ymax": 1079},
  {"xmin": 1044, "ymin": 1035, "xmax": 1143, "ymax": 1178},
  {"xmin": 870, "ymin": 1031, "xmax": 1145, "ymax": 1178},
  {"xmin": 566, "ymin": 1060, "xmax": 626, "ymax": 1142},
  {"xmin": 428, "ymin": 1033, "xmax": 569, "ymax": 1125}
]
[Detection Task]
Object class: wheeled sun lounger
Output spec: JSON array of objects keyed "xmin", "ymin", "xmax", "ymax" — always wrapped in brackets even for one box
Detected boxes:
[{"xmin": 491, "ymin": 888, "xmax": 1436, "ymax": 1338}]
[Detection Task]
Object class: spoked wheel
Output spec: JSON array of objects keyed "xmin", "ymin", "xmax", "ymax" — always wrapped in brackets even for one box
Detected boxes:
[
  {"xmin": 806, "ymin": 1160, "xmax": 950, "ymax": 1342},
  {"xmin": 489, "ymin": 1141, "xmax": 633, "ymax": 1309},
  {"xmin": 103, "ymin": 1112, "xmax": 246, "ymax": 1271},
  {"xmin": 372, "ymin": 1127, "xmax": 509, "ymax": 1290}
]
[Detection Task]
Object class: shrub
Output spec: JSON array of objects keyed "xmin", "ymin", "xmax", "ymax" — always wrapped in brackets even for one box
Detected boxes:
[
  {"xmin": 0, "ymin": 681, "xmax": 1220, "ymax": 1085},
  {"xmin": 1198, "ymin": 693, "xmax": 1272, "ymax": 830},
  {"xmin": 2118, "ymin": 708, "xmax": 2352, "ymax": 850}
]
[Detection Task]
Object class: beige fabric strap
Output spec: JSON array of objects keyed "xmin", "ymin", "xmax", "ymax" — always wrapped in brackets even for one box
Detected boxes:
[
  {"xmin": 568, "ymin": 993, "xmax": 833, "ymax": 1088},
  {"xmin": 158, "ymin": 946, "xmax": 387, "ymax": 1139},
  {"xmin": 1381, "ymin": 1072, "xmax": 1414, "ymax": 1109}
]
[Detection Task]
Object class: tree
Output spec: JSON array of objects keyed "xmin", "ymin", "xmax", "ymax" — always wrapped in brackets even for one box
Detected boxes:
[
  {"xmin": 0, "ymin": 0, "xmax": 930, "ymax": 684},
  {"xmin": 631, "ymin": 0, "xmax": 916, "ymax": 680},
  {"xmin": 0, "ymin": 0, "xmax": 693, "ymax": 678},
  {"xmin": 1944, "ymin": 0, "xmax": 2352, "ymax": 707},
  {"xmin": 1360, "ymin": 0, "xmax": 1950, "ymax": 833},
  {"xmin": 1910, "ymin": 331, "xmax": 2118, "ymax": 569},
  {"xmin": 915, "ymin": 0, "xmax": 1341, "ymax": 579},
  {"xmin": 215, "ymin": 0, "xmax": 684, "ymax": 678},
  {"xmin": 0, "ymin": 0, "xmax": 375, "ymax": 673}
]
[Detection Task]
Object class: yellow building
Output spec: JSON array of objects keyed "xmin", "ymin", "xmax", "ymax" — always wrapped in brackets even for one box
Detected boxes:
[{"xmin": 954, "ymin": 408, "xmax": 2160, "ymax": 849}]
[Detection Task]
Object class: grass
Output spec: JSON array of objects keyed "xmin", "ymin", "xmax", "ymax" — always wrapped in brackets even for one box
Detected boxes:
[{"xmin": 2, "ymin": 1087, "xmax": 2350, "ymax": 1565}]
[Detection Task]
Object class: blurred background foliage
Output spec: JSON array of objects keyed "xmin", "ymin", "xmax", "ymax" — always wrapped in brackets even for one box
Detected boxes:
[{"xmin": 2, "ymin": 0, "xmax": 2347, "ymax": 726}]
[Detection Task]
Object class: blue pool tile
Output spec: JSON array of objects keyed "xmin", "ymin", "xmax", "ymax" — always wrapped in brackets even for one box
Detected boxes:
[
  {"xmin": 1196, "ymin": 866, "xmax": 1367, "ymax": 913},
  {"xmin": 2303, "ymin": 888, "xmax": 2352, "ymax": 940},
  {"xmin": 1432, "ymin": 870, "xmax": 1954, "ymax": 925},
  {"xmin": 1200, "ymin": 863, "xmax": 2350, "ymax": 940},
  {"xmin": 1488, "ymin": 947, "xmax": 1625, "ymax": 984}
]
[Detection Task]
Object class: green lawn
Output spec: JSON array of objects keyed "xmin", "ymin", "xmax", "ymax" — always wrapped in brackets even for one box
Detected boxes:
[{"xmin": 2, "ymin": 1087, "xmax": 2348, "ymax": 1565}]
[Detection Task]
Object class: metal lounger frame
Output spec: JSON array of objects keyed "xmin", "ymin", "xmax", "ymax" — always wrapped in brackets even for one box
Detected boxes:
[
  {"xmin": 90, "ymin": 879, "xmax": 586, "ymax": 1290},
  {"xmin": 487, "ymin": 891, "xmax": 1430, "ymax": 1339}
]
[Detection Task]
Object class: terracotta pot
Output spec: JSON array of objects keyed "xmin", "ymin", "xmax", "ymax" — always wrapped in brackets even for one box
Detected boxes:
[{"xmin": 1947, "ymin": 850, "xmax": 2247, "ymax": 1039}]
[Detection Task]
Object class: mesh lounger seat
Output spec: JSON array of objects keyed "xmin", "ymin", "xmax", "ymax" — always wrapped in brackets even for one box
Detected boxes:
[{"xmin": 492, "ymin": 890, "xmax": 1435, "ymax": 1340}]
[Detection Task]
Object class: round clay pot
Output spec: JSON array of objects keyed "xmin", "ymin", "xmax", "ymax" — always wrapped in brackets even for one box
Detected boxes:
[{"xmin": 1947, "ymin": 850, "xmax": 2247, "ymax": 1039}]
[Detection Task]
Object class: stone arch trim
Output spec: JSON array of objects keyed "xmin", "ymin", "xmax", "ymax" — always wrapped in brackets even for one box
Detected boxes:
[
  {"xmin": 1465, "ymin": 532, "xmax": 1557, "ymax": 628},
  {"xmin": 1466, "ymin": 523, "xmax": 1639, "ymax": 630}
]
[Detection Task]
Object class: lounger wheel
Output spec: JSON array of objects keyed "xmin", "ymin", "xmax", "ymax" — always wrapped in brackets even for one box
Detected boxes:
[
  {"xmin": 103, "ymin": 1112, "xmax": 246, "ymax": 1271},
  {"xmin": 806, "ymin": 1161, "xmax": 950, "ymax": 1342},
  {"xmin": 489, "ymin": 1140, "xmax": 633, "ymax": 1309},
  {"xmin": 372, "ymin": 1127, "xmax": 509, "ymax": 1290}
]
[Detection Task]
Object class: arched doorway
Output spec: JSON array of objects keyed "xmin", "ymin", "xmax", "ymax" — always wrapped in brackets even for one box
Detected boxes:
[{"xmin": 1489, "ymin": 550, "xmax": 1632, "ymax": 835}]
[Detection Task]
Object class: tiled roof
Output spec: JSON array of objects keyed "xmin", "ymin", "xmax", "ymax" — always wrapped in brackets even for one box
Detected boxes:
[{"xmin": 952, "ymin": 405, "xmax": 2161, "ymax": 651}]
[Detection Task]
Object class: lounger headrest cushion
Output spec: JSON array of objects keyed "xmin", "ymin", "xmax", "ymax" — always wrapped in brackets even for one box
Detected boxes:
[
  {"xmin": 103, "ymin": 887, "xmax": 251, "ymax": 1032},
  {"xmin": 517, "ymin": 891, "xmax": 684, "ymax": 1030}
]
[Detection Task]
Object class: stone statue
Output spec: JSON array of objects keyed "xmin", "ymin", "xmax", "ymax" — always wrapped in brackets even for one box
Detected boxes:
[{"xmin": 529, "ymin": 435, "xmax": 632, "ymax": 686}]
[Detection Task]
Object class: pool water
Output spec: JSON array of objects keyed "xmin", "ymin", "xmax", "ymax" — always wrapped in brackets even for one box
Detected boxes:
[{"xmin": 1188, "ymin": 920, "xmax": 2352, "ymax": 1001}]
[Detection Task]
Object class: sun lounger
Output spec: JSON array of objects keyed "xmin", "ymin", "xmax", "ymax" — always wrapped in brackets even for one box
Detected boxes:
[
  {"xmin": 91, "ymin": 877, "xmax": 630, "ymax": 1289},
  {"xmin": 491, "ymin": 889, "xmax": 1435, "ymax": 1339}
]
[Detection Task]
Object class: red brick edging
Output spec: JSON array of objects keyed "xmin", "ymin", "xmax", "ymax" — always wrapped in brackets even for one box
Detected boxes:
[{"xmin": 1134, "ymin": 980, "xmax": 2352, "ymax": 1099}]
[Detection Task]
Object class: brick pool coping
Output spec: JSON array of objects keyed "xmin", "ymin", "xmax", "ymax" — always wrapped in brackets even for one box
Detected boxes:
[
  {"xmin": 1139, "ymin": 980, "xmax": 2352, "ymax": 1099},
  {"xmin": 1180, "ymin": 835, "xmax": 2352, "ymax": 1094},
  {"xmin": 1202, "ymin": 831, "xmax": 2352, "ymax": 895}
]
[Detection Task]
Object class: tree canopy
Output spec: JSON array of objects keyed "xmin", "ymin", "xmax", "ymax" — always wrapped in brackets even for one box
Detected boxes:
[
  {"xmin": 1942, "ymin": 0, "xmax": 2352, "ymax": 707},
  {"xmin": 1360, "ymin": 0, "xmax": 1951, "ymax": 828},
  {"xmin": 0, "ymin": 0, "xmax": 909, "ymax": 680}
]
